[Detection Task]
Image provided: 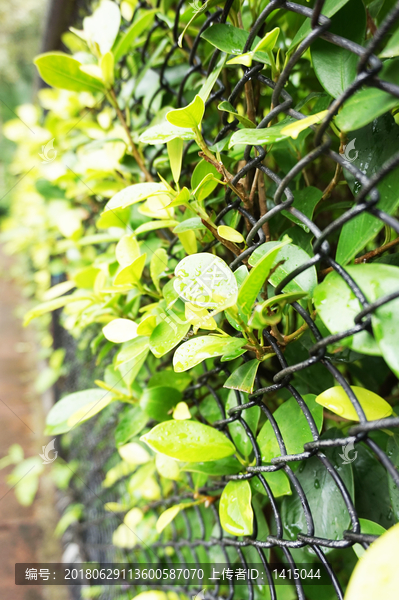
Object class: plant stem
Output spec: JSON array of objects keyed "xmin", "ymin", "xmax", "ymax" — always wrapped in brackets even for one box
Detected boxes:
[{"xmin": 109, "ymin": 88, "xmax": 153, "ymax": 183}]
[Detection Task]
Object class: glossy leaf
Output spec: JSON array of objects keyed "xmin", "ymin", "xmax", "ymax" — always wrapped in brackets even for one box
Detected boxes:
[
  {"xmin": 141, "ymin": 420, "xmax": 235, "ymax": 462},
  {"xmin": 281, "ymin": 186, "xmax": 322, "ymax": 231},
  {"xmin": 314, "ymin": 264, "xmax": 399, "ymax": 375},
  {"xmin": 218, "ymin": 101, "xmax": 255, "ymax": 128},
  {"xmin": 229, "ymin": 118, "xmax": 295, "ymax": 147},
  {"xmin": 34, "ymin": 52, "xmax": 106, "ymax": 93},
  {"xmin": 156, "ymin": 505, "xmax": 181, "ymax": 533},
  {"xmin": 139, "ymin": 122, "xmax": 195, "ymax": 144},
  {"xmin": 140, "ymin": 386, "xmax": 182, "ymax": 421},
  {"xmin": 173, "ymin": 335, "xmax": 243, "ymax": 372},
  {"xmin": 150, "ymin": 310, "xmax": 190, "ymax": 358},
  {"xmin": 104, "ymin": 182, "xmax": 168, "ymax": 212},
  {"xmin": 281, "ymin": 429, "xmax": 354, "ymax": 548},
  {"xmin": 219, "ymin": 480, "xmax": 253, "ymax": 536},
  {"xmin": 150, "ymin": 248, "xmax": 168, "ymax": 292},
  {"xmin": 251, "ymin": 470, "xmax": 292, "ymax": 498},
  {"xmin": 103, "ymin": 318, "xmax": 138, "ymax": 343},
  {"xmin": 257, "ymin": 395, "xmax": 323, "ymax": 464},
  {"xmin": 167, "ymin": 137, "xmax": 183, "ymax": 184},
  {"xmin": 217, "ymin": 225, "xmax": 245, "ymax": 243},
  {"xmin": 249, "ymin": 242, "xmax": 317, "ymax": 294},
  {"xmin": 113, "ymin": 10, "xmax": 156, "ymax": 62},
  {"xmin": 166, "ymin": 95, "xmax": 204, "ymax": 129},
  {"xmin": 114, "ymin": 254, "xmax": 146, "ymax": 286},
  {"xmin": 115, "ymin": 406, "xmax": 148, "ymax": 446},
  {"xmin": 352, "ymin": 519, "xmax": 386, "ymax": 558},
  {"xmin": 311, "ymin": 0, "xmax": 366, "ymax": 99},
  {"xmin": 345, "ymin": 522, "xmax": 399, "ymax": 599},
  {"xmin": 335, "ymin": 60, "xmax": 399, "ymax": 131},
  {"xmin": 336, "ymin": 114, "xmax": 399, "ymax": 264},
  {"xmin": 226, "ymin": 390, "xmax": 260, "ymax": 458},
  {"xmin": 280, "ymin": 111, "xmax": 328, "ymax": 139},
  {"xmin": 135, "ymin": 220, "xmax": 178, "ymax": 235},
  {"xmin": 224, "ymin": 360, "xmax": 260, "ymax": 394},
  {"xmin": 45, "ymin": 389, "xmax": 107, "ymax": 435},
  {"xmin": 238, "ymin": 239, "xmax": 290, "ymax": 314},
  {"xmin": 191, "ymin": 159, "xmax": 222, "ymax": 201},
  {"xmin": 115, "ymin": 234, "xmax": 140, "ymax": 267},
  {"xmin": 316, "ymin": 386, "xmax": 392, "ymax": 421}
]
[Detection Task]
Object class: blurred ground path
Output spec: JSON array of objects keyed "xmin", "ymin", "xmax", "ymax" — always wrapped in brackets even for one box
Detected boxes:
[{"xmin": 0, "ymin": 249, "xmax": 67, "ymax": 600}]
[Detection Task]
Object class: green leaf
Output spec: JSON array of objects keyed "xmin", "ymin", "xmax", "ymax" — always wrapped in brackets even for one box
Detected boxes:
[
  {"xmin": 386, "ymin": 434, "xmax": 399, "ymax": 521},
  {"xmin": 352, "ymin": 519, "xmax": 386, "ymax": 558},
  {"xmin": 115, "ymin": 406, "xmax": 148, "ymax": 446},
  {"xmin": 34, "ymin": 52, "xmax": 106, "ymax": 93},
  {"xmin": 282, "ymin": 187, "xmax": 322, "ymax": 231},
  {"xmin": 219, "ymin": 480, "xmax": 253, "ymax": 536},
  {"xmin": 139, "ymin": 122, "xmax": 195, "ymax": 144},
  {"xmin": 103, "ymin": 318, "xmax": 138, "ymax": 343},
  {"xmin": 115, "ymin": 336, "xmax": 150, "ymax": 367},
  {"xmin": 315, "ymin": 386, "xmax": 392, "ymax": 421},
  {"xmin": 257, "ymin": 395, "xmax": 323, "ymax": 464},
  {"xmin": 150, "ymin": 311, "xmax": 190, "ymax": 358},
  {"xmin": 289, "ymin": 0, "xmax": 352, "ymax": 50},
  {"xmin": 141, "ymin": 420, "xmax": 235, "ymax": 461},
  {"xmin": 238, "ymin": 239, "xmax": 290, "ymax": 314},
  {"xmin": 380, "ymin": 26, "xmax": 399, "ymax": 58},
  {"xmin": 140, "ymin": 386, "xmax": 182, "ymax": 421},
  {"xmin": 23, "ymin": 294, "xmax": 91, "ymax": 326},
  {"xmin": 251, "ymin": 470, "xmax": 292, "ymax": 498},
  {"xmin": 226, "ymin": 390, "xmax": 260, "ymax": 458},
  {"xmin": 280, "ymin": 110, "xmax": 328, "ymax": 139},
  {"xmin": 201, "ymin": 23, "xmax": 251, "ymax": 54},
  {"xmin": 224, "ymin": 360, "xmax": 260, "ymax": 394},
  {"xmin": 115, "ymin": 234, "xmax": 140, "ymax": 267},
  {"xmin": 191, "ymin": 159, "xmax": 222, "ymax": 201},
  {"xmin": 118, "ymin": 442, "xmax": 151, "ymax": 464},
  {"xmin": 150, "ymin": 248, "xmax": 168, "ymax": 292},
  {"xmin": 314, "ymin": 264, "xmax": 399, "ymax": 375},
  {"xmin": 173, "ymin": 217, "xmax": 205, "ymax": 233},
  {"xmin": 253, "ymin": 27, "xmax": 280, "ymax": 53},
  {"xmin": 177, "ymin": 230, "xmax": 197, "ymax": 255},
  {"xmin": 229, "ymin": 118, "xmax": 295, "ymax": 147},
  {"xmin": 310, "ymin": 0, "xmax": 366, "ymax": 99},
  {"xmin": 113, "ymin": 10, "xmax": 157, "ymax": 62},
  {"xmin": 181, "ymin": 455, "xmax": 242, "ymax": 476},
  {"xmin": 148, "ymin": 370, "xmax": 191, "ymax": 392},
  {"xmin": 281, "ymin": 429, "xmax": 354, "ymax": 549},
  {"xmin": 156, "ymin": 505, "xmax": 181, "ymax": 534},
  {"xmin": 135, "ymin": 220, "xmax": 178, "ymax": 235},
  {"xmin": 249, "ymin": 242, "xmax": 317, "ymax": 294},
  {"xmin": 335, "ymin": 60, "xmax": 399, "ymax": 131},
  {"xmin": 104, "ymin": 182, "xmax": 168, "ymax": 212},
  {"xmin": 345, "ymin": 522, "xmax": 399, "ymax": 599},
  {"xmin": 100, "ymin": 51, "xmax": 114, "ymax": 87},
  {"xmin": 174, "ymin": 253, "xmax": 238, "ymax": 311},
  {"xmin": 173, "ymin": 335, "xmax": 242, "ymax": 372},
  {"xmin": 218, "ymin": 101, "xmax": 255, "ymax": 129},
  {"xmin": 217, "ymin": 225, "xmax": 245, "ymax": 244},
  {"xmin": 45, "ymin": 389, "xmax": 107, "ymax": 435},
  {"xmin": 336, "ymin": 114, "xmax": 399, "ymax": 264},
  {"xmin": 166, "ymin": 95, "xmax": 204, "ymax": 129},
  {"xmin": 114, "ymin": 254, "xmax": 146, "ymax": 286},
  {"xmin": 167, "ymin": 137, "xmax": 184, "ymax": 184}
]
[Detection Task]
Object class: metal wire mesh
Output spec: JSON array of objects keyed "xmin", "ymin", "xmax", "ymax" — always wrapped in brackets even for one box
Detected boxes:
[{"xmin": 51, "ymin": 1, "xmax": 399, "ymax": 599}]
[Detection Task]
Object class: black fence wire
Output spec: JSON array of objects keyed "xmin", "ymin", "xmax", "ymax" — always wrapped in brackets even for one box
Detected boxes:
[{"xmin": 48, "ymin": 1, "xmax": 399, "ymax": 599}]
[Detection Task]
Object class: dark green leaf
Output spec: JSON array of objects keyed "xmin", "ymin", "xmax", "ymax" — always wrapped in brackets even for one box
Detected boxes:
[
  {"xmin": 140, "ymin": 386, "xmax": 182, "ymax": 421},
  {"xmin": 224, "ymin": 360, "xmax": 260, "ymax": 394}
]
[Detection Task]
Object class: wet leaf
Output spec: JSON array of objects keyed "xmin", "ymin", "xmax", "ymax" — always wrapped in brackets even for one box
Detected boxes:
[{"xmin": 224, "ymin": 360, "xmax": 260, "ymax": 394}]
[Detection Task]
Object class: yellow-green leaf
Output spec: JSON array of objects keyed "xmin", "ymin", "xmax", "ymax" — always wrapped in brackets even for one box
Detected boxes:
[
  {"xmin": 103, "ymin": 318, "xmax": 138, "ymax": 343},
  {"xmin": 34, "ymin": 52, "xmax": 106, "ymax": 93},
  {"xmin": 166, "ymin": 95, "xmax": 204, "ymax": 129},
  {"xmin": 316, "ymin": 386, "xmax": 393, "ymax": 421},
  {"xmin": 118, "ymin": 442, "xmax": 151, "ymax": 465},
  {"xmin": 156, "ymin": 505, "xmax": 181, "ymax": 533},
  {"xmin": 173, "ymin": 401, "xmax": 191, "ymax": 420},
  {"xmin": 345, "ymin": 522, "xmax": 399, "ymax": 600},
  {"xmin": 115, "ymin": 234, "xmax": 140, "ymax": 267},
  {"xmin": 217, "ymin": 225, "xmax": 245, "ymax": 243},
  {"xmin": 219, "ymin": 480, "xmax": 253, "ymax": 536},
  {"xmin": 280, "ymin": 110, "xmax": 328, "ymax": 139},
  {"xmin": 113, "ymin": 253, "xmax": 146, "ymax": 286}
]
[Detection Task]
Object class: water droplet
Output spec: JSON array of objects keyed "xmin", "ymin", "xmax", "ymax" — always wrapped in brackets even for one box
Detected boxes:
[{"xmin": 314, "ymin": 478, "xmax": 320, "ymax": 489}]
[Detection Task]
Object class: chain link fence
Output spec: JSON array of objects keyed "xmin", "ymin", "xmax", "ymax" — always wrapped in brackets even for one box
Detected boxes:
[{"xmin": 49, "ymin": 0, "xmax": 399, "ymax": 599}]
